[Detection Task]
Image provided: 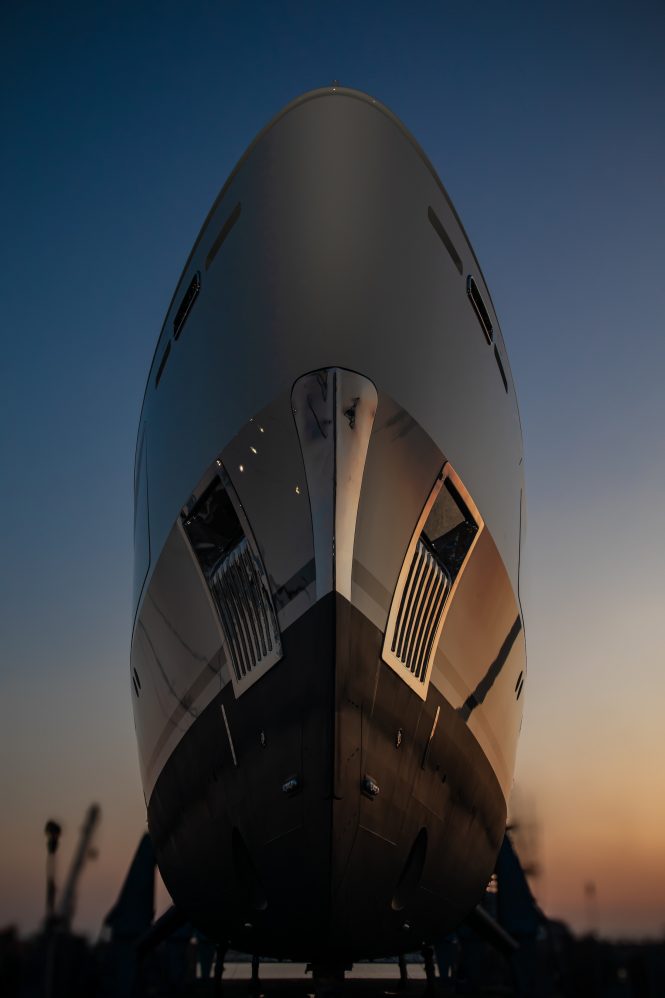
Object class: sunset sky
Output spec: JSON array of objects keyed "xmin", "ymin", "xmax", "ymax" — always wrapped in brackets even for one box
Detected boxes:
[{"xmin": 2, "ymin": 1, "xmax": 664, "ymax": 941}]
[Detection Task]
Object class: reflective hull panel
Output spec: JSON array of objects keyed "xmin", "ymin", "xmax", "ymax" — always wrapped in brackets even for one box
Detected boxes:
[
  {"xmin": 131, "ymin": 87, "xmax": 526, "ymax": 960},
  {"xmin": 147, "ymin": 593, "xmax": 507, "ymax": 961}
]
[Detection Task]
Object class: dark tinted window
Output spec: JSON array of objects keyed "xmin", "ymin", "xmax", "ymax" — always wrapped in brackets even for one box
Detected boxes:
[
  {"xmin": 173, "ymin": 272, "xmax": 201, "ymax": 340},
  {"xmin": 466, "ymin": 275, "xmax": 493, "ymax": 344},
  {"xmin": 423, "ymin": 479, "xmax": 478, "ymax": 581},
  {"xmin": 181, "ymin": 476, "xmax": 243, "ymax": 577}
]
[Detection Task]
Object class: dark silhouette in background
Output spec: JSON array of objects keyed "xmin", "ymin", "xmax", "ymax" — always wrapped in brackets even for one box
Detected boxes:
[{"xmin": 2, "ymin": 820, "xmax": 664, "ymax": 997}]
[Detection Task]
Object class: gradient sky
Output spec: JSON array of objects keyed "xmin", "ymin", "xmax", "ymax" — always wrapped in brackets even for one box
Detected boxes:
[{"xmin": 2, "ymin": 0, "xmax": 664, "ymax": 941}]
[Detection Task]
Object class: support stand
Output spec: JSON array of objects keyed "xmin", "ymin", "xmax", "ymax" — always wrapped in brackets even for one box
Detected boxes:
[
  {"xmin": 398, "ymin": 953, "xmax": 409, "ymax": 989},
  {"xmin": 310, "ymin": 961, "xmax": 347, "ymax": 996},
  {"xmin": 250, "ymin": 953, "xmax": 261, "ymax": 994},
  {"xmin": 214, "ymin": 944, "xmax": 226, "ymax": 995},
  {"xmin": 422, "ymin": 944, "xmax": 437, "ymax": 993}
]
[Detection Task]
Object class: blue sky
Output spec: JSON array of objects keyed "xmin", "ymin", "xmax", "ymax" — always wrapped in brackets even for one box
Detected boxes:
[{"xmin": 2, "ymin": 0, "xmax": 664, "ymax": 938}]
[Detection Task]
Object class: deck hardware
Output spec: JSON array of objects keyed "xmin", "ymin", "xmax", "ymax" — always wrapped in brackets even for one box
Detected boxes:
[
  {"xmin": 362, "ymin": 775, "xmax": 380, "ymax": 798},
  {"xmin": 282, "ymin": 775, "xmax": 300, "ymax": 795}
]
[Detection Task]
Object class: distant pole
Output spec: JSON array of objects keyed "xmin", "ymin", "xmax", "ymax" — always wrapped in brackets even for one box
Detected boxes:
[
  {"xmin": 44, "ymin": 820, "xmax": 62, "ymax": 998},
  {"xmin": 584, "ymin": 880, "xmax": 598, "ymax": 936},
  {"xmin": 44, "ymin": 820, "xmax": 62, "ymax": 926}
]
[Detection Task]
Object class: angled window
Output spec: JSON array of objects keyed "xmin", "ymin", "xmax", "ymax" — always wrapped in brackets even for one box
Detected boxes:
[
  {"xmin": 422, "ymin": 477, "xmax": 479, "ymax": 582},
  {"xmin": 173, "ymin": 272, "xmax": 201, "ymax": 340},
  {"xmin": 382, "ymin": 464, "xmax": 483, "ymax": 699},
  {"xmin": 181, "ymin": 471, "xmax": 282, "ymax": 696},
  {"xmin": 466, "ymin": 275, "xmax": 493, "ymax": 344}
]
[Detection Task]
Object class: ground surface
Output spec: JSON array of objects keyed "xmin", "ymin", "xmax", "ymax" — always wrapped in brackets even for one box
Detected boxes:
[{"xmin": 183, "ymin": 962, "xmax": 490, "ymax": 996}]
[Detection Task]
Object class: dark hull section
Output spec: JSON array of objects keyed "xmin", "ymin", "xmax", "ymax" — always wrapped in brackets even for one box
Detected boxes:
[{"xmin": 148, "ymin": 594, "xmax": 506, "ymax": 961}]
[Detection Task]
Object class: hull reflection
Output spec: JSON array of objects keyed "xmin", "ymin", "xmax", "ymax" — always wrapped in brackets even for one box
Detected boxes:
[{"xmin": 131, "ymin": 86, "xmax": 526, "ymax": 961}]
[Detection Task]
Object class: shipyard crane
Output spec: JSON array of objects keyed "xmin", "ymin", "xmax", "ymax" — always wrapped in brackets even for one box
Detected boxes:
[{"xmin": 55, "ymin": 803, "xmax": 101, "ymax": 931}]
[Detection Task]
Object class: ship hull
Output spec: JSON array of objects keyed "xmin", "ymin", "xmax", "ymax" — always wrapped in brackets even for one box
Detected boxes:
[
  {"xmin": 131, "ymin": 86, "xmax": 526, "ymax": 961},
  {"xmin": 148, "ymin": 591, "xmax": 506, "ymax": 960}
]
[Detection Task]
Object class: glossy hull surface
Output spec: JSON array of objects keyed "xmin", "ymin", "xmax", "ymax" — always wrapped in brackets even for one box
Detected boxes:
[
  {"xmin": 131, "ymin": 87, "xmax": 526, "ymax": 960},
  {"xmin": 148, "ymin": 592, "xmax": 507, "ymax": 960}
]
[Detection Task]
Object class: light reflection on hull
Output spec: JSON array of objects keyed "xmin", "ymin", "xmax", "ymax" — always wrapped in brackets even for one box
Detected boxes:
[{"xmin": 131, "ymin": 86, "xmax": 525, "ymax": 959}]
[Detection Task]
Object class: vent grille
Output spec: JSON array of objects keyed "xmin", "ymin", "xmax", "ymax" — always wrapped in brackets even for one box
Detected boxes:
[
  {"xmin": 390, "ymin": 540, "xmax": 451, "ymax": 684},
  {"xmin": 382, "ymin": 463, "xmax": 483, "ymax": 699},
  {"xmin": 210, "ymin": 537, "xmax": 282, "ymax": 684}
]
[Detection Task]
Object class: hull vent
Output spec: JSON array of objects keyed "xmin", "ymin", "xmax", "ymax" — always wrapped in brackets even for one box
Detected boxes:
[
  {"xmin": 389, "ymin": 540, "xmax": 451, "ymax": 684},
  {"xmin": 210, "ymin": 538, "xmax": 282, "ymax": 686},
  {"xmin": 181, "ymin": 471, "xmax": 283, "ymax": 696},
  {"xmin": 383, "ymin": 463, "xmax": 483, "ymax": 699}
]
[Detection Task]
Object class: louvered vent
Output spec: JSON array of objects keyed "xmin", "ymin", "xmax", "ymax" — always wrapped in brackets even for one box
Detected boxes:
[
  {"xmin": 209, "ymin": 538, "xmax": 282, "ymax": 686},
  {"xmin": 390, "ymin": 540, "xmax": 451, "ymax": 684},
  {"xmin": 181, "ymin": 472, "xmax": 283, "ymax": 696},
  {"xmin": 382, "ymin": 463, "xmax": 483, "ymax": 699}
]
